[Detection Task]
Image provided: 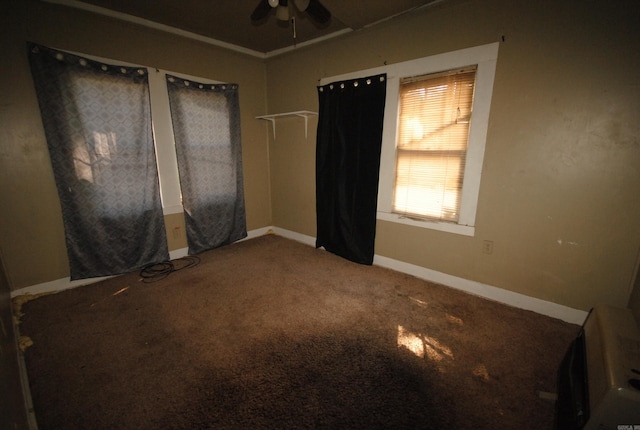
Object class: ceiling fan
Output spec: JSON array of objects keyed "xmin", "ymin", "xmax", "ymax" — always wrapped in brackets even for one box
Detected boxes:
[{"xmin": 251, "ymin": 0, "xmax": 331, "ymax": 24}]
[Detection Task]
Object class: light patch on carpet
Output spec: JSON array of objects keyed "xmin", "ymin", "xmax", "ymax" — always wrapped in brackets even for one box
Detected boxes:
[
  {"xmin": 472, "ymin": 364, "xmax": 490, "ymax": 382},
  {"xmin": 446, "ymin": 314, "xmax": 464, "ymax": 326},
  {"xmin": 397, "ymin": 325, "xmax": 454, "ymax": 362},
  {"xmin": 90, "ymin": 285, "xmax": 134, "ymax": 307},
  {"xmin": 538, "ymin": 391, "xmax": 558, "ymax": 402},
  {"xmin": 113, "ymin": 287, "xmax": 129, "ymax": 296},
  {"xmin": 409, "ymin": 296, "xmax": 428, "ymax": 307}
]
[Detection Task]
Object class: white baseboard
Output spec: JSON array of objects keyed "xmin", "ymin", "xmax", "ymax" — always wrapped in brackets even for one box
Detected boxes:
[
  {"xmin": 373, "ymin": 254, "xmax": 587, "ymax": 325},
  {"xmin": 10, "ymin": 274, "xmax": 116, "ymax": 299},
  {"xmin": 270, "ymin": 227, "xmax": 587, "ymax": 325},
  {"xmin": 167, "ymin": 227, "xmax": 272, "ymax": 260},
  {"xmin": 169, "ymin": 247, "xmax": 189, "ymax": 260},
  {"xmin": 271, "ymin": 227, "xmax": 316, "ymax": 247},
  {"xmin": 10, "ymin": 226, "xmax": 588, "ymax": 325},
  {"xmin": 244, "ymin": 226, "xmax": 275, "ymax": 241}
]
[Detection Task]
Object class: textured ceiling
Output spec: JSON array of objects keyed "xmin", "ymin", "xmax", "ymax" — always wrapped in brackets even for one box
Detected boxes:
[{"xmin": 58, "ymin": 0, "xmax": 440, "ymax": 54}]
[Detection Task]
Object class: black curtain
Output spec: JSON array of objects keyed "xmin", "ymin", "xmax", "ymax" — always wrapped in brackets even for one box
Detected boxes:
[{"xmin": 316, "ymin": 74, "xmax": 387, "ymax": 265}]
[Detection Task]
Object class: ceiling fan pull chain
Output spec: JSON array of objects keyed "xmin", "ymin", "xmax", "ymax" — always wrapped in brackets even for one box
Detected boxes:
[{"xmin": 292, "ymin": 16, "xmax": 297, "ymax": 45}]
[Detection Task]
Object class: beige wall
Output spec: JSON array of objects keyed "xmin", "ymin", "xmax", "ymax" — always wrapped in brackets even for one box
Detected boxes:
[
  {"xmin": 628, "ymin": 251, "xmax": 640, "ymax": 324},
  {"xmin": 265, "ymin": 0, "xmax": 640, "ymax": 311},
  {"xmin": 1, "ymin": 0, "xmax": 639, "ymax": 313},
  {"xmin": 0, "ymin": 0, "xmax": 271, "ymax": 290}
]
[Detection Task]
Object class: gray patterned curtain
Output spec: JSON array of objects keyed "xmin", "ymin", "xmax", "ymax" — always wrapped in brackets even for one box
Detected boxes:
[
  {"xmin": 166, "ymin": 75, "xmax": 247, "ymax": 254},
  {"xmin": 28, "ymin": 43, "xmax": 169, "ymax": 280}
]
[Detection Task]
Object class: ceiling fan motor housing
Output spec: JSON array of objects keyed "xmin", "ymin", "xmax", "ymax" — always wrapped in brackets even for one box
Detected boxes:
[{"xmin": 252, "ymin": 0, "xmax": 330, "ymax": 23}]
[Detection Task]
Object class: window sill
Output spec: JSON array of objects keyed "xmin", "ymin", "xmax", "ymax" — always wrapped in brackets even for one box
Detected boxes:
[
  {"xmin": 377, "ymin": 211, "xmax": 475, "ymax": 237},
  {"xmin": 163, "ymin": 205, "xmax": 184, "ymax": 215}
]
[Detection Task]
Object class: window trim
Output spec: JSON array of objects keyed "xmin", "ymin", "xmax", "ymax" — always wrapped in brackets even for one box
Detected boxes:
[{"xmin": 320, "ymin": 43, "xmax": 499, "ymax": 237}]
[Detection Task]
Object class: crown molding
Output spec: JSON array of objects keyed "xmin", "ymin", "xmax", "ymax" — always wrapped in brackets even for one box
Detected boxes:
[{"xmin": 42, "ymin": 0, "xmax": 353, "ymax": 59}]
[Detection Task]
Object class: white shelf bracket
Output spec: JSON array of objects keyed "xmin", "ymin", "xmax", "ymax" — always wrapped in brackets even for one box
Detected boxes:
[
  {"xmin": 256, "ymin": 110, "xmax": 318, "ymax": 140},
  {"xmin": 264, "ymin": 117, "xmax": 277, "ymax": 139}
]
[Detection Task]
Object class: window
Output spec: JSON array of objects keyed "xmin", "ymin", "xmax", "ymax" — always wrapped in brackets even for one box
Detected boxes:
[
  {"xmin": 393, "ymin": 66, "xmax": 477, "ymax": 223},
  {"xmin": 70, "ymin": 52, "xmax": 248, "ymax": 254},
  {"xmin": 53, "ymin": 49, "xmax": 233, "ymax": 217},
  {"xmin": 319, "ymin": 43, "xmax": 498, "ymax": 236},
  {"xmin": 29, "ymin": 44, "xmax": 247, "ymax": 279},
  {"xmin": 69, "ymin": 72, "xmax": 154, "ymax": 219}
]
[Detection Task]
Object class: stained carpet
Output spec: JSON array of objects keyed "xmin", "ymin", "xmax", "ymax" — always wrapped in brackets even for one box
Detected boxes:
[{"xmin": 17, "ymin": 234, "xmax": 579, "ymax": 429}]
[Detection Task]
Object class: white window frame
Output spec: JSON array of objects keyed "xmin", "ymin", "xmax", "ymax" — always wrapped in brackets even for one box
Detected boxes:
[{"xmin": 320, "ymin": 43, "xmax": 499, "ymax": 237}]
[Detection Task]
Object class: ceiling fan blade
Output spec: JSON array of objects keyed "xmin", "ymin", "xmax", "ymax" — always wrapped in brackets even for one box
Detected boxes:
[
  {"xmin": 305, "ymin": 0, "xmax": 331, "ymax": 23},
  {"xmin": 251, "ymin": 0, "xmax": 272, "ymax": 21}
]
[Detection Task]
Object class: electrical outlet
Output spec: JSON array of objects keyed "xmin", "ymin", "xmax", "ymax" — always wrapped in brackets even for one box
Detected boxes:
[{"xmin": 482, "ymin": 240, "xmax": 493, "ymax": 255}]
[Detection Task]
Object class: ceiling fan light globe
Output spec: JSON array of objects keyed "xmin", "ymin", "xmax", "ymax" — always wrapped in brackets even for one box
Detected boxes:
[
  {"xmin": 276, "ymin": 5, "xmax": 289, "ymax": 20},
  {"xmin": 293, "ymin": 0, "xmax": 310, "ymax": 11},
  {"xmin": 268, "ymin": 0, "xmax": 279, "ymax": 8}
]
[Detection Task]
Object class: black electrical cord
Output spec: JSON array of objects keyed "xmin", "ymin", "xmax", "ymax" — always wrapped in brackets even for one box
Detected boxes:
[{"xmin": 139, "ymin": 255, "xmax": 200, "ymax": 283}]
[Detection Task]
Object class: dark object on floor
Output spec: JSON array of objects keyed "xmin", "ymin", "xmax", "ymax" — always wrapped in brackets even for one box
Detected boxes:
[{"xmin": 555, "ymin": 305, "xmax": 640, "ymax": 430}]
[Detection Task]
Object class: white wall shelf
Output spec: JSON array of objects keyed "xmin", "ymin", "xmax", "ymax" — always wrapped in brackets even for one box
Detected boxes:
[{"xmin": 256, "ymin": 110, "xmax": 318, "ymax": 139}]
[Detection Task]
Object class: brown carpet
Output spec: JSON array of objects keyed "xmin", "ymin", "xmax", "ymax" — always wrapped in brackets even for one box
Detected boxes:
[{"xmin": 17, "ymin": 234, "xmax": 579, "ymax": 429}]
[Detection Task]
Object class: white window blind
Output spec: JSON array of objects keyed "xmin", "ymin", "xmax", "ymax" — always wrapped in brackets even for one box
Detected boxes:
[{"xmin": 393, "ymin": 66, "xmax": 477, "ymax": 222}]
